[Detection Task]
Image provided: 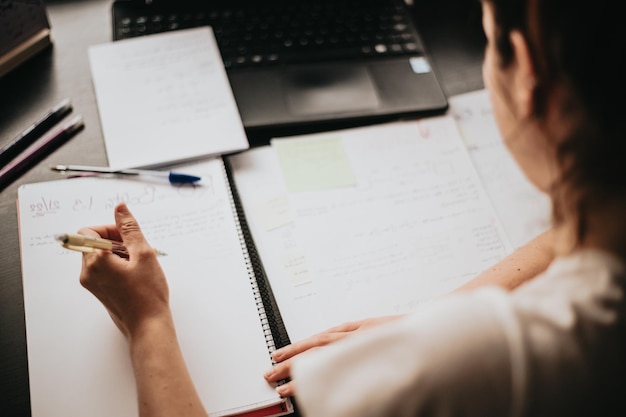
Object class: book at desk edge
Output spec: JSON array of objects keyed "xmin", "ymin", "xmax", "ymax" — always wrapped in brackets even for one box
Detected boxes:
[
  {"xmin": 0, "ymin": 0, "xmax": 52, "ymax": 78},
  {"xmin": 0, "ymin": 28, "xmax": 51, "ymax": 79},
  {"xmin": 17, "ymin": 157, "xmax": 292, "ymax": 417}
]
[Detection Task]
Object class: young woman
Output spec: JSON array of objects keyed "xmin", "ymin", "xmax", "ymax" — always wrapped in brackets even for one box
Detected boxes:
[{"xmin": 78, "ymin": 0, "xmax": 626, "ymax": 415}]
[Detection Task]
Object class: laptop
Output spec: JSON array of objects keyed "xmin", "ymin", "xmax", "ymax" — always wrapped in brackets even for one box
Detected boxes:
[{"xmin": 111, "ymin": 0, "xmax": 448, "ymax": 135}]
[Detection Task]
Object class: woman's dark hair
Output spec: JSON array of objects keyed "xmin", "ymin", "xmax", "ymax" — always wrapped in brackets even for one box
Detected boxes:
[{"xmin": 483, "ymin": 0, "xmax": 626, "ymax": 245}]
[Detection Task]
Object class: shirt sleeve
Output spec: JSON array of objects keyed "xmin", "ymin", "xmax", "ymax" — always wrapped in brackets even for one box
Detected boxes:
[{"xmin": 292, "ymin": 288, "xmax": 522, "ymax": 417}]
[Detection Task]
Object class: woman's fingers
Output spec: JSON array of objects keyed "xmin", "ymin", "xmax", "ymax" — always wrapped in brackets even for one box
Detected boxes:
[
  {"xmin": 264, "ymin": 357, "xmax": 293, "ymax": 381},
  {"xmin": 265, "ymin": 330, "xmax": 352, "ymax": 383},
  {"xmin": 272, "ymin": 332, "xmax": 347, "ymax": 363},
  {"xmin": 114, "ymin": 203, "xmax": 151, "ymax": 256},
  {"xmin": 264, "ymin": 317, "xmax": 405, "ymax": 385},
  {"xmin": 77, "ymin": 224, "xmax": 121, "ymax": 242},
  {"xmin": 275, "ymin": 380, "xmax": 295, "ymax": 398}
]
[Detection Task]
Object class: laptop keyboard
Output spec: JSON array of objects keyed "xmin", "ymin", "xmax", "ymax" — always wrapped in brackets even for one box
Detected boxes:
[{"xmin": 113, "ymin": 1, "xmax": 424, "ymax": 69}]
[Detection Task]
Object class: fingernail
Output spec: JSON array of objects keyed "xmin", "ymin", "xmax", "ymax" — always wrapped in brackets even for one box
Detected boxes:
[
  {"xmin": 276, "ymin": 384, "xmax": 288, "ymax": 397},
  {"xmin": 116, "ymin": 202, "xmax": 129, "ymax": 214},
  {"xmin": 264, "ymin": 368, "xmax": 274, "ymax": 379},
  {"xmin": 272, "ymin": 349, "xmax": 283, "ymax": 361}
]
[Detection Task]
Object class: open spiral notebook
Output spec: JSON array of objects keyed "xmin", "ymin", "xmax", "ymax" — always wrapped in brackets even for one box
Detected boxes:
[{"xmin": 18, "ymin": 157, "xmax": 292, "ymax": 417}]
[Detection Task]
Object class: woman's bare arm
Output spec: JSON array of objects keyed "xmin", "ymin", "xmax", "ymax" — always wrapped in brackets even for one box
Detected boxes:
[{"xmin": 453, "ymin": 228, "xmax": 555, "ymax": 292}]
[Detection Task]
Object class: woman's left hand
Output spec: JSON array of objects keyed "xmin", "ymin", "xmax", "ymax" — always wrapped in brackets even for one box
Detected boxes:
[{"xmin": 264, "ymin": 315, "xmax": 403, "ymax": 397}]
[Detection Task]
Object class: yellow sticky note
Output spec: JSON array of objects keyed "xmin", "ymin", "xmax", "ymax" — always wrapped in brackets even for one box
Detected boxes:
[{"xmin": 273, "ymin": 136, "xmax": 356, "ymax": 193}]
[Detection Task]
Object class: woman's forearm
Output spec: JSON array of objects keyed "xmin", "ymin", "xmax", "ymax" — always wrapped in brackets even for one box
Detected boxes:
[
  {"xmin": 454, "ymin": 228, "xmax": 555, "ymax": 292},
  {"xmin": 129, "ymin": 314, "xmax": 207, "ymax": 417}
]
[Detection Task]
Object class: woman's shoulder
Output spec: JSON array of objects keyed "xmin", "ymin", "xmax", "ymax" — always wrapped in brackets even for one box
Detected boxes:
[
  {"xmin": 506, "ymin": 248, "xmax": 626, "ymax": 414},
  {"xmin": 515, "ymin": 248, "xmax": 625, "ymax": 302}
]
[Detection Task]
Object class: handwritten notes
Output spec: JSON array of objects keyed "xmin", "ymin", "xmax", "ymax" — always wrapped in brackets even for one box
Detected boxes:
[
  {"xmin": 18, "ymin": 158, "xmax": 286, "ymax": 417},
  {"xmin": 229, "ymin": 116, "xmax": 513, "ymax": 342},
  {"xmin": 253, "ymin": 195, "xmax": 294, "ymax": 231},
  {"xmin": 229, "ymin": 92, "xmax": 550, "ymax": 344},
  {"xmin": 448, "ymin": 89, "xmax": 551, "ymax": 248},
  {"xmin": 88, "ymin": 27, "xmax": 248, "ymax": 169}
]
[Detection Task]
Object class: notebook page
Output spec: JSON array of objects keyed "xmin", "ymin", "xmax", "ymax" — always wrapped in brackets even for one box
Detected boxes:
[
  {"xmin": 18, "ymin": 159, "xmax": 283, "ymax": 417},
  {"xmin": 88, "ymin": 27, "xmax": 249, "ymax": 170},
  {"xmin": 448, "ymin": 89, "xmax": 551, "ymax": 248},
  {"xmin": 230, "ymin": 116, "xmax": 513, "ymax": 343}
]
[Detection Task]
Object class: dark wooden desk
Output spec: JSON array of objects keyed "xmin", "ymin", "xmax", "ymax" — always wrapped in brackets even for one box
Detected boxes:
[{"xmin": 0, "ymin": 0, "xmax": 484, "ymax": 415}]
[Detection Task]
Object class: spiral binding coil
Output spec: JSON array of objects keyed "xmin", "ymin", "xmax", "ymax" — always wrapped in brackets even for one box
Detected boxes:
[{"xmin": 221, "ymin": 157, "xmax": 291, "ymax": 364}]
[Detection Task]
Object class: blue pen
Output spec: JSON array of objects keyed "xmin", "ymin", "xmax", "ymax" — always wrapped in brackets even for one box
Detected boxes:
[{"xmin": 50, "ymin": 164, "xmax": 202, "ymax": 184}]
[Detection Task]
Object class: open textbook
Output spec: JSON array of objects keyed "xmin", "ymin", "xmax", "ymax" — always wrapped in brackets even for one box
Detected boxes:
[{"xmin": 17, "ymin": 89, "xmax": 550, "ymax": 416}]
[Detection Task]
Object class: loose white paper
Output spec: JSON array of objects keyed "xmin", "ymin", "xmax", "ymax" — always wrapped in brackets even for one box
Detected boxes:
[{"xmin": 88, "ymin": 27, "xmax": 248, "ymax": 169}]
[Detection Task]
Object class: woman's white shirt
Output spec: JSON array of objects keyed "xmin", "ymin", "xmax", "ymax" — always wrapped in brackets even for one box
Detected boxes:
[{"xmin": 292, "ymin": 249, "xmax": 626, "ymax": 417}]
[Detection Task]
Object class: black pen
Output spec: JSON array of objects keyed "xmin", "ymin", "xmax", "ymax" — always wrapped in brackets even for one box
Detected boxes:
[
  {"xmin": 0, "ymin": 115, "xmax": 84, "ymax": 191},
  {"xmin": 0, "ymin": 98, "xmax": 73, "ymax": 168}
]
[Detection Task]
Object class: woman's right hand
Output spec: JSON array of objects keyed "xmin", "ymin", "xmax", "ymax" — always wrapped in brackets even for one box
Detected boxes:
[
  {"xmin": 78, "ymin": 202, "xmax": 171, "ymax": 339},
  {"xmin": 79, "ymin": 202, "xmax": 208, "ymax": 417}
]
